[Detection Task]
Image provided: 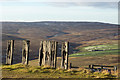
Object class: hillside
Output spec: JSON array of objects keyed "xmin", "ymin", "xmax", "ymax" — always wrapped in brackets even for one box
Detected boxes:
[{"xmin": 2, "ymin": 21, "xmax": 119, "ymax": 64}]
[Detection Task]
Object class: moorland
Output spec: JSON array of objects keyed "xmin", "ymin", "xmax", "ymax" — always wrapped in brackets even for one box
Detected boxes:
[{"xmin": 1, "ymin": 21, "xmax": 120, "ymax": 78}]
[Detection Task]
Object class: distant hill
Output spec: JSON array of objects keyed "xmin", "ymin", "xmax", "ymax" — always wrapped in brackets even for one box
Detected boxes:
[
  {"xmin": 2, "ymin": 21, "xmax": 117, "ymax": 35},
  {"xmin": 2, "ymin": 21, "xmax": 118, "ymax": 64},
  {"xmin": 2, "ymin": 21, "xmax": 118, "ymax": 41}
]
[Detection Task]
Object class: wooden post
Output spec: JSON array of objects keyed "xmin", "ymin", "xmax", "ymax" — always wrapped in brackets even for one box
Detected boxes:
[
  {"xmin": 91, "ymin": 65, "xmax": 94, "ymax": 69},
  {"xmin": 22, "ymin": 40, "xmax": 30, "ymax": 65},
  {"xmin": 48, "ymin": 41, "xmax": 52, "ymax": 66},
  {"xmin": 39, "ymin": 40, "xmax": 58, "ymax": 68},
  {"xmin": 61, "ymin": 42, "xmax": 64, "ymax": 69},
  {"xmin": 65, "ymin": 42, "xmax": 69, "ymax": 69},
  {"xmin": 6, "ymin": 40, "xmax": 14, "ymax": 65},
  {"xmin": 70, "ymin": 63, "xmax": 72, "ymax": 69},
  {"xmin": 46, "ymin": 41, "xmax": 50, "ymax": 66},
  {"xmin": 89, "ymin": 65, "xmax": 91, "ymax": 69},
  {"xmin": 43, "ymin": 41, "xmax": 47, "ymax": 65},
  {"xmin": 48, "ymin": 41, "xmax": 57, "ymax": 68},
  {"xmin": 114, "ymin": 66, "xmax": 117, "ymax": 71},
  {"xmin": 54, "ymin": 41, "xmax": 58, "ymax": 69},
  {"xmin": 51, "ymin": 41, "xmax": 55, "ymax": 67},
  {"xmin": 61, "ymin": 41, "xmax": 69, "ymax": 69},
  {"xmin": 101, "ymin": 66, "xmax": 103, "ymax": 69},
  {"xmin": 43, "ymin": 41, "xmax": 50, "ymax": 66},
  {"xmin": 38, "ymin": 41, "xmax": 43, "ymax": 66}
]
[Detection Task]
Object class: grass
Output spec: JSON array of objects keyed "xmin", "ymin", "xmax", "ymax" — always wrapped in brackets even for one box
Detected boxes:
[
  {"xmin": 81, "ymin": 44, "xmax": 118, "ymax": 51},
  {"xmin": 69, "ymin": 49, "xmax": 120, "ymax": 57},
  {"xmin": 1, "ymin": 64, "xmax": 119, "ymax": 78},
  {"xmin": 70, "ymin": 44, "xmax": 119, "ymax": 57}
]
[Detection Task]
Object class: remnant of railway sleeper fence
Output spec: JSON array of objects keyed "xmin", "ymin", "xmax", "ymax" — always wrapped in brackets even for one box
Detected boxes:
[
  {"xmin": 69, "ymin": 63, "xmax": 79, "ymax": 69},
  {"xmin": 5, "ymin": 40, "xmax": 69, "ymax": 70},
  {"xmin": 89, "ymin": 64, "xmax": 117, "ymax": 71}
]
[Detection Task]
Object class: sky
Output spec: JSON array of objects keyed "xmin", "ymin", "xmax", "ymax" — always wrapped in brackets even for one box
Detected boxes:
[{"xmin": 0, "ymin": 1, "xmax": 118, "ymax": 24}]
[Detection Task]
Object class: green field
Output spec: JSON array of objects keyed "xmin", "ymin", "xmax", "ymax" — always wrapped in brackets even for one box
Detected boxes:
[
  {"xmin": 70, "ymin": 44, "xmax": 119, "ymax": 57},
  {"xmin": 81, "ymin": 44, "xmax": 118, "ymax": 51}
]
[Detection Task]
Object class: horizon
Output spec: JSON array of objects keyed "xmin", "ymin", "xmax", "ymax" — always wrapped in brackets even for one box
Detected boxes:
[{"xmin": 1, "ymin": 20, "xmax": 118, "ymax": 25}]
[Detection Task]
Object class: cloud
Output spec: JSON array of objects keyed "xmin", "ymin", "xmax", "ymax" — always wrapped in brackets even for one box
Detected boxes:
[
  {"xmin": 0, "ymin": 0, "xmax": 20, "ymax": 1},
  {"xmin": 0, "ymin": 0, "xmax": 118, "ymax": 9},
  {"xmin": 47, "ymin": 2, "xmax": 118, "ymax": 9},
  {"xmin": 1, "ymin": 1, "xmax": 118, "ymax": 9},
  {"xmin": 0, "ymin": 0, "xmax": 119, "ymax": 2}
]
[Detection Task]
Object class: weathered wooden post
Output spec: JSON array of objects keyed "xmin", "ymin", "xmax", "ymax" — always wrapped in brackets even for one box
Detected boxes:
[
  {"xmin": 114, "ymin": 66, "xmax": 117, "ymax": 71},
  {"xmin": 51, "ymin": 41, "xmax": 54, "ymax": 67},
  {"xmin": 89, "ymin": 65, "xmax": 91, "ymax": 69},
  {"xmin": 61, "ymin": 42, "xmax": 64, "ymax": 69},
  {"xmin": 42, "ymin": 41, "xmax": 46, "ymax": 66},
  {"xmin": 39, "ymin": 40, "xmax": 48, "ymax": 66},
  {"xmin": 42, "ymin": 40, "xmax": 49, "ymax": 66},
  {"xmin": 61, "ymin": 41, "xmax": 69, "ymax": 69},
  {"xmin": 70, "ymin": 63, "xmax": 72, "ymax": 69},
  {"xmin": 22, "ymin": 40, "xmax": 30, "ymax": 65},
  {"xmin": 91, "ymin": 65, "xmax": 94, "ymax": 69},
  {"xmin": 53, "ymin": 41, "xmax": 58, "ymax": 69},
  {"xmin": 101, "ymin": 66, "xmax": 103, "ymax": 69},
  {"xmin": 65, "ymin": 42, "xmax": 69, "ymax": 69},
  {"xmin": 38, "ymin": 40, "xmax": 58, "ymax": 68},
  {"xmin": 48, "ymin": 41, "xmax": 52, "ymax": 66},
  {"xmin": 38, "ymin": 41, "xmax": 43, "ymax": 66},
  {"xmin": 49, "ymin": 41, "xmax": 57, "ymax": 68},
  {"xmin": 48, "ymin": 41, "xmax": 58, "ymax": 68},
  {"xmin": 6, "ymin": 40, "xmax": 14, "ymax": 65},
  {"xmin": 46, "ymin": 41, "xmax": 50, "ymax": 66}
]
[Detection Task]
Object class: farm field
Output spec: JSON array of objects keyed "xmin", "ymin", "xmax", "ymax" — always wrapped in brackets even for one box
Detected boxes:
[{"xmin": 70, "ymin": 44, "xmax": 119, "ymax": 57}]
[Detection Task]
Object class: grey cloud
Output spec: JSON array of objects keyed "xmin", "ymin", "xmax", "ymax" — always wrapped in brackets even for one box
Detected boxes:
[{"xmin": 47, "ymin": 2, "xmax": 118, "ymax": 9}]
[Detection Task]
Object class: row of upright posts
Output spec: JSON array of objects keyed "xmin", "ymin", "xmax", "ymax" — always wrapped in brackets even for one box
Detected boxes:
[{"xmin": 5, "ymin": 40, "xmax": 69, "ymax": 69}]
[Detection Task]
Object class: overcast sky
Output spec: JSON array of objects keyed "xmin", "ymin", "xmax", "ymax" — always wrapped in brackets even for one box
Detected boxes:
[{"xmin": 0, "ymin": 1, "xmax": 118, "ymax": 24}]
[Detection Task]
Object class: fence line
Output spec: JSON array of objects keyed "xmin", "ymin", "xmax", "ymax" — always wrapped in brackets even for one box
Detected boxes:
[{"xmin": 89, "ymin": 64, "xmax": 117, "ymax": 71}]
